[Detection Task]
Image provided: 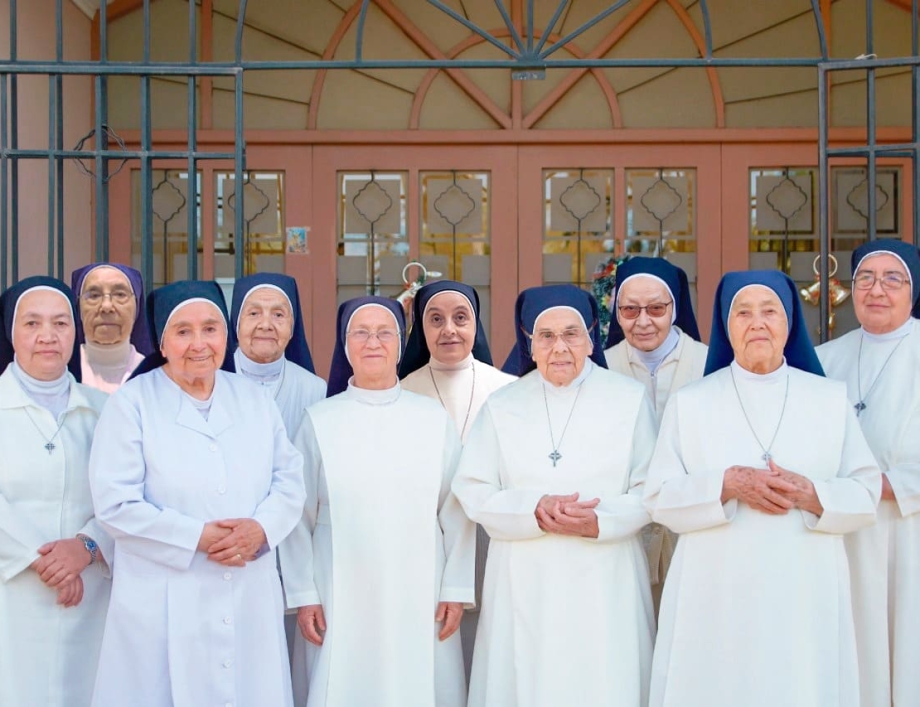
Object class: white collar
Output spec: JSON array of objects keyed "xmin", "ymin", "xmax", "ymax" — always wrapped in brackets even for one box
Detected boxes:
[{"xmin": 860, "ymin": 317, "xmax": 914, "ymax": 343}]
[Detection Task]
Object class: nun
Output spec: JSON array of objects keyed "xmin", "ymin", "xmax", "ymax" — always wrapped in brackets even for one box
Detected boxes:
[
  {"xmin": 453, "ymin": 284, "xmax": 658, "ymax": 707},
  {"xmin": 278, "ymin": 296, "xmax": 474, "ymax": 707},
  {"xmin": 230, "ymin": 273, "xmax": 326, "ymax": 436},
  {"xmin": 0, "ymin": 276, "xmax": 111, "ymax": 707},
  {"xmin": 71, "ymin": 263, "xmax": 151, "ymax": 392},
  {"xmin": 817, "ymin": 238, "xmax": 920, "ymax": 707},
  {"xmin": 645, "ymin": 270, "xmax": 880, "ymax": 707},
  {"xmin": 398, "ymin": 280, "xmax": 515, "ymax": 677},
  {"xmin": 604, "ymin": 256, "xmax": 707, "ymax": 612},
  {"xmin": 88, "ymin": 280, "xmax": 305, "ymax": 707}
]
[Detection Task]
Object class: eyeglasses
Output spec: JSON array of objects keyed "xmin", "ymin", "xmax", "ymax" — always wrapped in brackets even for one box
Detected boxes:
[
  {"xmin": 852, "ymin": 272, "xmax": 909, "ymax": 291},
  {"xmin": 81, "ymin": 289, "xmax": 133, "ymax": 306},
  {"xmin": 346, "ymin": 328, "xmax": 398, "ymax": 344},
  {"xmin": 530, "ymin": 328, "xmax": 589, "ymax": 349},
  {"xmin": 617, "ymin": 301, "xmax": 672, "ymax": 319}
]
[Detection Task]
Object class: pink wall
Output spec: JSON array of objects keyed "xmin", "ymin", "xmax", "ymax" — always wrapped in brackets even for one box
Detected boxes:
[{"xmin": 0, "ymin": 0, "xmax": 93, "ymax": 281}]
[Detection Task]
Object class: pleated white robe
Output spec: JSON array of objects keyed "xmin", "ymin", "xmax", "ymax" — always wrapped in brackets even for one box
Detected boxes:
[
  {"xmin": 452, "ymin": 363, "xmax": 658, "ymax": 707},
  {"xmin": 89, "ymin": 368, "xmax": 306, "ymax": 707},
  {"xmin": 645, "ymin": 363, "xmax": 881, "ymax": 707},
  {"xmin": 604, "ymin": 330, "xmax": 708, "ymax": 606},
  {"xmin": 0, "ymin": 369, "xmax": 112, "ymax": 707},
  {"xmin": 278, "ymin": 382, "xmax": 475, "ymax": 707},
  {"xmin": 818, "ymin": 320, "xmax": 920, "ymax": 707}
]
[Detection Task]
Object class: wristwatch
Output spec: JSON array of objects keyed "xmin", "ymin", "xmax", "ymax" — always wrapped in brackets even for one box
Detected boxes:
[{"xmin": 76, "ymin": 533, "xmax": 98, "ymax": 565}]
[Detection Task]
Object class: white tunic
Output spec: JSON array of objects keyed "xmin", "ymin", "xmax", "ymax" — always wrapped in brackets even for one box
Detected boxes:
[
  {"xmin": 645, "ymin": 363, "xmax": 880, "ymax": 707},
  {"xmin": 278, "ymin": 381, "xmax": 475, "ymax": 707},
  {"xmin": 818, "ymin": 319, "xmax": 920, "ymax": 707},
  {"xmin": 89, "ymin": 368, "xmax": 306, "ymax": 707},
  {"xmin": 79, "ymin": 342, "xmax": 145, "ymax": 394},
  {"xmin": 452, "ymin": 362, "xmax": 658, "ymax": 707},
  {"xmin": 0, "ymin": 368, "xmax": 112, "ymax": 707}
]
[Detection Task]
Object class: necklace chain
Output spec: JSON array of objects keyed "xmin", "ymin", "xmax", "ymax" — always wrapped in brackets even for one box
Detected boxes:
[
  {"xmin": 855, "ymin": 333, "xmax": 906, "ymax": 417},
  {"xmin": 730, "ymin": 366, "xmax": 790, "ymax": 463},
  {"xmin": 542, "ymin": 381, "xmax": 584, "ymax": 467},
  {"xmin": 24, "ymin": 408, "xmax": 67, "ymax": 455},
  {"xmin": 429, "ymin": 362, "xmax": 476, "ymax": 440}
]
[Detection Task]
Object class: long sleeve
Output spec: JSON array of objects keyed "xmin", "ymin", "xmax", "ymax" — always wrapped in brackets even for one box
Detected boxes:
[
  {"xmin": 437, "ymin": 419, "xmax": 476, "ymax": 607},
  {"xmin": 250, "ymin": 401, "xmax": 306, "ymax": 550},
  {"xmin": 803, "ymin": 407, "xmax": 881, "ymax": 533},
  {"xmin": 277, "ymin": 412, "xmax": 322, "ymax": 609},
  {"xmin": 644, "ymin": 396, "xmax": 738, "ymax": 534},
  {"xmin": 89, "ymin": 391, "xmax": 205, "ymax": 571},
  {"xmin": 592, "ymin": 394, "xmax": 656, "ymax": 543},
  {"xmin": 75, "ymin": 517, "xmax": 114, "ymax": 579},
  {"xmin": 0, "ymin": 495, "xmax": 45, "ymax": 582},
  {"xmin": 452, "ymin": 405, "xmax": 546, "ymax": 542}
]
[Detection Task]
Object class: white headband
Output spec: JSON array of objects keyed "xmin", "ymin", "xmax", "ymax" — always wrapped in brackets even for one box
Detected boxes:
[
  {"xmin": 854, "ymin": 250, "xmax": 913, "ymax": 292},
  {"xmin": 161, "ymin": 297, "xmax": 227, "ymax": 345},
  {"xmin": 422, "ymin": 289, "xmax": 476, "ymax": 322},
  {"xmin": 727, "ymin": 284, "xmax": 790, "ymax": 343},
  {"xmin": 615, "ymin": 274, "xmax": 677, "ymax": 324},
  {"xmin": 79, "ymin": 265, "xmax": 133, "ymax": 297},
  {"xmin": 533, "ymin": 305, "xmax": 588, "ymax": 332},
  {"xmin": 345, "ymin": 303, "xmax": 402, "ymax": 365},
  {"xmin": 236, "ymin": 284, "xmax": 294, "ymax": 335},
  {"xmin": 12, "ymin": 286, "xmax": 73, "ymax": 329}
]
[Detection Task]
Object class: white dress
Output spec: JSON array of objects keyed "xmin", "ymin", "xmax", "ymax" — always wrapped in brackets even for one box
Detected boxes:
[
  {"xmin": 645, "ymin": 362, "xmax": 880, "ymax": 707},
  {"xmin": 452, "ymin": 361, "xmax": 658, "ymax": 707},
  {"xmin": 818, "ymin": 319, "xmax": 920, "ymax": 707},
  {"xmin": 0, "ymin": 368, "xmax": 112, "ymax": 707},
  {"xmin": 278, "ymin": 381, "xmax": 475, "ymax": 707},
  {"xmin": 89, "ymin": 368, "xmax": 306, "ymax": 707},
  {"xmin": 604, "ymin": 329, "xmax": 708, "ymax": 602}
]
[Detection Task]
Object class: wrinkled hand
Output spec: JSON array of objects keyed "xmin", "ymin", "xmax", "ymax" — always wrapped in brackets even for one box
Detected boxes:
[
  {"xmin": 535, "ymin": 493, "xmax": 601, "ymax": 538},
  {"xmin": 297, "ymin": 604, "xmax": 326, "ymax": 646},
  {"xmin": 768, "ymin": 459, "xmax": 824, "ymax": 516},
  {"xmin": 721, "ymin": 465, "xmax": 798, "ymax": 515},
  {"xmin": 56, "ymin": 575, "xmax": 84, "ymax": 608},
  {"xmin": 881, "ymin": 474, "xmax": 896, "ymax": 502},
  {"xmin": 206, "ymin": 518, "xmax": 267, "ymax": 566},
  {"xmin": 436, "ymin": 601, "xmax": 463, "ymax": 641},
  {"xmin": 197, "ymin": 522, "xmax": 233, "ymax": 552},
  {"xmin": 30, "ymin": 539, "xmax": 91, "ymax": 588}
]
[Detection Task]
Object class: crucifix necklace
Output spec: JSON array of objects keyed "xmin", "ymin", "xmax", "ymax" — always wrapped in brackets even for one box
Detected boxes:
[
  {"xmin": 429, "ymin": 362, "xmax": 476, "ymax": 440},
  {"xmin": 730, "ymin": 366, "xmax": 789, "ymax": 463},
  {"xmin": 542, "ymin": 381, "xmax": 583, "ymax": 467},
  {"xmin": 24, "ymin": 408, "xmax": 67, "ymax": 455},
  {"xmin": 854, "ymin": 333, "xmax": 905, "ymax": 417}
]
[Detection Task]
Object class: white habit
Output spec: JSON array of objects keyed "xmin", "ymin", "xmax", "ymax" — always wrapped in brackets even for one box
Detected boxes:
[
  {"xmin": 278, "ymin": 381, "xmax": 475, "ymax": 707},
  {"xmin": 645, "ymin": 362, "xmax": 880, "ymax": 707},
  {"xmin": 89, "ymin": 368, "xmax": 306, "ymax": 707},
  {"xmin": 604, "ymin": 328, "xmax": 707, "ymax": 601},
  {"xmin": 0, "ymin": 368, "xmax": 112, "ymax": 707},
  {"xmin": 79, "ymin": 341, "xmax": 145, "ymax": 394},
  {"xmin": 818, "ymin": 319, "xmax": 920, "ymax": 707},
  {"xmin": 452, "ymin": 361, "xmax": 658, "ymax": 707}
]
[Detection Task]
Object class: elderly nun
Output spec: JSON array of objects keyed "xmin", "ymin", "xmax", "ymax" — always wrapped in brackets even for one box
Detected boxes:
[
  {"xmin": 645, "ymin": 270, "xmax": 880, "ymax": 707},
  {"xmin": 398, "ymin": 280, "xmax": 515, "ymax": 677},
  {"xmin": 604, "ymin": 256, "xmax": 707, "ymax": 613},
  {"xmin": 0, "ymin": 276, "xmax": 112, "ymax": 707},
  {"xmin": 278, "ymin": 296, "xmax": 475, "ymax": 707},
  {"xmin": 71, "ymin": 263, "xmax": 151, "ymax": 392},
  {"xmin": 453, "ymin": 284, "xmax": 657, "ymax": 707},
  {"xmin": 817, "ymin": 238, "xmax": 920, "ymax": 707},
  {"xmin": 88, "ymin": 280, "xmax": 305, "ymax": 707}
]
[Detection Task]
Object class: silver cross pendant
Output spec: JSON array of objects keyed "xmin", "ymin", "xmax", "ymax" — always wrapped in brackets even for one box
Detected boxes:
[
  {"xmin": 854, "ymin": 401, "xmax": 866, "ymax": 417},
  {"xmin": 548, "ymin": 450, "xmax": 562, "ymax": 467},
  {"xmin": 44, "ymin": 442, "xmax": 55, "ymax": 454}
]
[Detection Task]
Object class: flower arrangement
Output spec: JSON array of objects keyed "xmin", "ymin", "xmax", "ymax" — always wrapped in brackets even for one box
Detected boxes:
[{"xmin": 592, "ymin": 254, "xmax": 630, "ymax": 342}]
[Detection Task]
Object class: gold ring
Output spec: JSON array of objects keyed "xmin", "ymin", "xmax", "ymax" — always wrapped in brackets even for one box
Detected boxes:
[{"xmin": 235, "ymin": 553, "xmax": 242, "ymax": 560}]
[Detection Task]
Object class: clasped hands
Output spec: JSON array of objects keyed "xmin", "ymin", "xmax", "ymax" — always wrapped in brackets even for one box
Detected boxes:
[
  {"xmin": 29, "ymin": 538, "xmax": 97, "ymax": 608},
  {"xmin": 197, "ymin": 518, "xmax": 267, "ymax": 567},
  {"xmin": 721, "ymin": 459, "xmax": 823, "ymax": 516},
  {"xmin": 534, "ymin": 492, "xmax": 600, "ymax": 539}
]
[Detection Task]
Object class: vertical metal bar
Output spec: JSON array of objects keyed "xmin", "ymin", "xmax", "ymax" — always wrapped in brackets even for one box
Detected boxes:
[
  {"xmin": 526, "ymin": 0, "xmax": 534, "ymax": 54},
  {"xmin": 818, "ymin": 64, "xmax": 831, "ymax": 343},
  {"xmin": 93, "ymin": 74, "xmax": 106, "ymax": 261},
  {"xmin": 235, "ymin": 0, "xmax": 249, "ymax": 64},
  {"xmin": 698, "ymin": 0, "xmax": 714, "ymax": 59},
  {"xmin": 55, "ymin": 0, "xmax": 64, "ymax": 278},
  {"xmin": 355, "ymin": 0, "xmax": 370, "ymax": 63},
  {"xmin": 234, "ymin": 70, "xmax": 244, "ymax": 280},
  {"xmin": 810, "ymin": 0, "xmax": 829, "ymax": 60},
  {"xmin": 866, "ymin": 0, "xmax": 877, "ymax": 240},
  {"xmin": 47, "ymin": 76, "xmax": 56, "ymax": 276},
  {"xmin": 0, "ymin": 74, "xmax": 8, "ymax": 290},
  {"xmin": 188, "ymin": 0, "xmax": 199, "ymax": 280},
  {"xmin": 141, "ymin": 76, "xmax": 153, "ymax": 287},
  {"xmin": 9, "ymin": 0, "xmax": 19, "ymax": 282}
]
